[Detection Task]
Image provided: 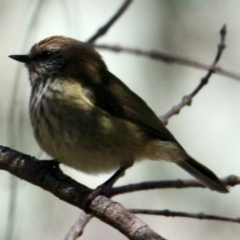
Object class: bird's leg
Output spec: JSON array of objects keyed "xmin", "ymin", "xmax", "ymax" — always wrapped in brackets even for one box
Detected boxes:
[
  {"xmin": 39, "ymin": 159, "xmax": 60, "ymax": 169},
  {"xmin": 34, "ymin": 159, "xmax": 61, "ymax": 188},
  {"xmin": 97, "ymin": 166, "xmax": 128, "ymax": 195},
  {"xmin": 84, "ymin": 166, "xmax": 128, "ymax": 212},
  {"xmin": 34, "ymin": 159, "xmax": 60, "ymax": 172}
]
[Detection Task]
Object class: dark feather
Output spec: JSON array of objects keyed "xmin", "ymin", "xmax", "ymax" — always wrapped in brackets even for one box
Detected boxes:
[
  {"xmin": 91, "ymin": 71, "xmax": 182, "ymax": 146},
  {"xmin": 178, "ymin": 157, "xmax": 229, "ymax": 193}
]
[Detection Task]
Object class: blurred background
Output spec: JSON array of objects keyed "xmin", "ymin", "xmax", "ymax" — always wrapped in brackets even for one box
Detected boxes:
[{"xmin": 0, "ymin": 0, "xmax": 240, "ymax": 239}]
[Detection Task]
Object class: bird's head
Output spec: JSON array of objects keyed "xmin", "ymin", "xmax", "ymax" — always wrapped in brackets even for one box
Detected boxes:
[{"xmin": 9, "ymin": 36, "xmax": 106, "ymax": 85}]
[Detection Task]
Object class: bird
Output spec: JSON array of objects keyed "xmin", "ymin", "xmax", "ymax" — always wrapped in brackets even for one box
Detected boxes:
[{"xmin": 9, "ymin": 36, "xmax": 228, "ymax": 193}]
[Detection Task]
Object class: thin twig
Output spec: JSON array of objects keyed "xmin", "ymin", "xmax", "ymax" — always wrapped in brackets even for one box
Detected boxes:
[
  {"xmin": 94, "ymin": 42, "xmax": 240, "ymax": 82},
  {"xmin": 87, "ymin": 0, "xmax": 133, "ymax": 43},
  {"xmin": 109, "ymin": 175, "xmax": 240, "ymax": 196},
  {"xmin": 160, "ymin": 24, "xmax": 227, "ymax": 125},
  {"xmin": 64, "ymin": 212, "xmax": 92, "ymax": 240},
  {"xmin": 129, "ymin": 209, "xmax": 240, "ymax": 224}
]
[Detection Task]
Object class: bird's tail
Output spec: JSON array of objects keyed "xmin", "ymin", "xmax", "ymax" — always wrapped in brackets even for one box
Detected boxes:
[{"xmin": 177, "ymin": 156, "xmax": 229, "ymax": 193}]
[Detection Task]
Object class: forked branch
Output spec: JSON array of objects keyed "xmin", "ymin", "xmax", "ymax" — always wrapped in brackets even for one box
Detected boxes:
[{"xmin": 160, "ymin": 25, "xmax": 227, "ymax": 125}]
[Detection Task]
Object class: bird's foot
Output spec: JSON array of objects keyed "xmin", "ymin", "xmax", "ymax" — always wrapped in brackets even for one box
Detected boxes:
[{"xmin": 84, "ymin": 167, "xmax": 127, "ymax": 212}]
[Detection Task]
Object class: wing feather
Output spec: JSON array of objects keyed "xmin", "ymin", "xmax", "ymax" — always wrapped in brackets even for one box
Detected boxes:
[{"xmin": 90, "ymin": 71, "xmax": 183, "ymax": 148}]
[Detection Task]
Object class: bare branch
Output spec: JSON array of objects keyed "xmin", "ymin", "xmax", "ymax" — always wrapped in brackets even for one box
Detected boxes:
[
  {"xmin": 129, "ymin": 209, "xmax": 240, "ymax": 224},
  {"xmin": 0, "ymin": 145, "xmax": 165, "ymax": 240},
  {"xmin": 94, "ymin": 35, "xmax": 240, "ymax": 82},
  {"xmin": 160, "ymin": 25, "xmax": 227, "ymax": 125},
  {"xmin": 109, "ymin": 175, "xmax": 240, "ymax": 196},
  {"xmin": 87, "ymin": 0, "xmax": 133, "ymax": 43},
  {"xmin": 64, "ymin": 212, "xmax": 92, "ymax": 240}
]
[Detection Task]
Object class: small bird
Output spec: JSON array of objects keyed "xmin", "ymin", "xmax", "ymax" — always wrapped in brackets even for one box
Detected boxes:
[{"xmin": 9, "ymin": 36, "xmax": 228, "ymax": 193}]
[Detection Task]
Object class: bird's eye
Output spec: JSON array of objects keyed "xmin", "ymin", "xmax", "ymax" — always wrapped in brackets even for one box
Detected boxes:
[{"xmin": 39, "ymin": 51, "xmax": 51, "ymax": 61}]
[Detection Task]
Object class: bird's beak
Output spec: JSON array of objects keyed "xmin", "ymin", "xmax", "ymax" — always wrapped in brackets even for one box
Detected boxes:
[{"xmin": 9, "ymin": 54, "xmax": 31, "ymax": 63}]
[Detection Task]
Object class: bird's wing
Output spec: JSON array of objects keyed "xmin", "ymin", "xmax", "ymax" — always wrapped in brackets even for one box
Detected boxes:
[{"xmin": 92, "ymin": 71, "xmax": 182, "ymax": 147}]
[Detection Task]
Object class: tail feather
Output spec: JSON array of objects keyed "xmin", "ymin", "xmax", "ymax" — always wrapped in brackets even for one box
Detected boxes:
[{"xmin": 177, "ymin": 157, "xmax": 229, "ymax": 193}]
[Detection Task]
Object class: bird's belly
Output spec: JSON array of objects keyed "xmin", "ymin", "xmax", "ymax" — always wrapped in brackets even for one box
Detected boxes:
[{"xmin": 30, "ymin": 104, "xmax": 142, "ymax": 174}]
